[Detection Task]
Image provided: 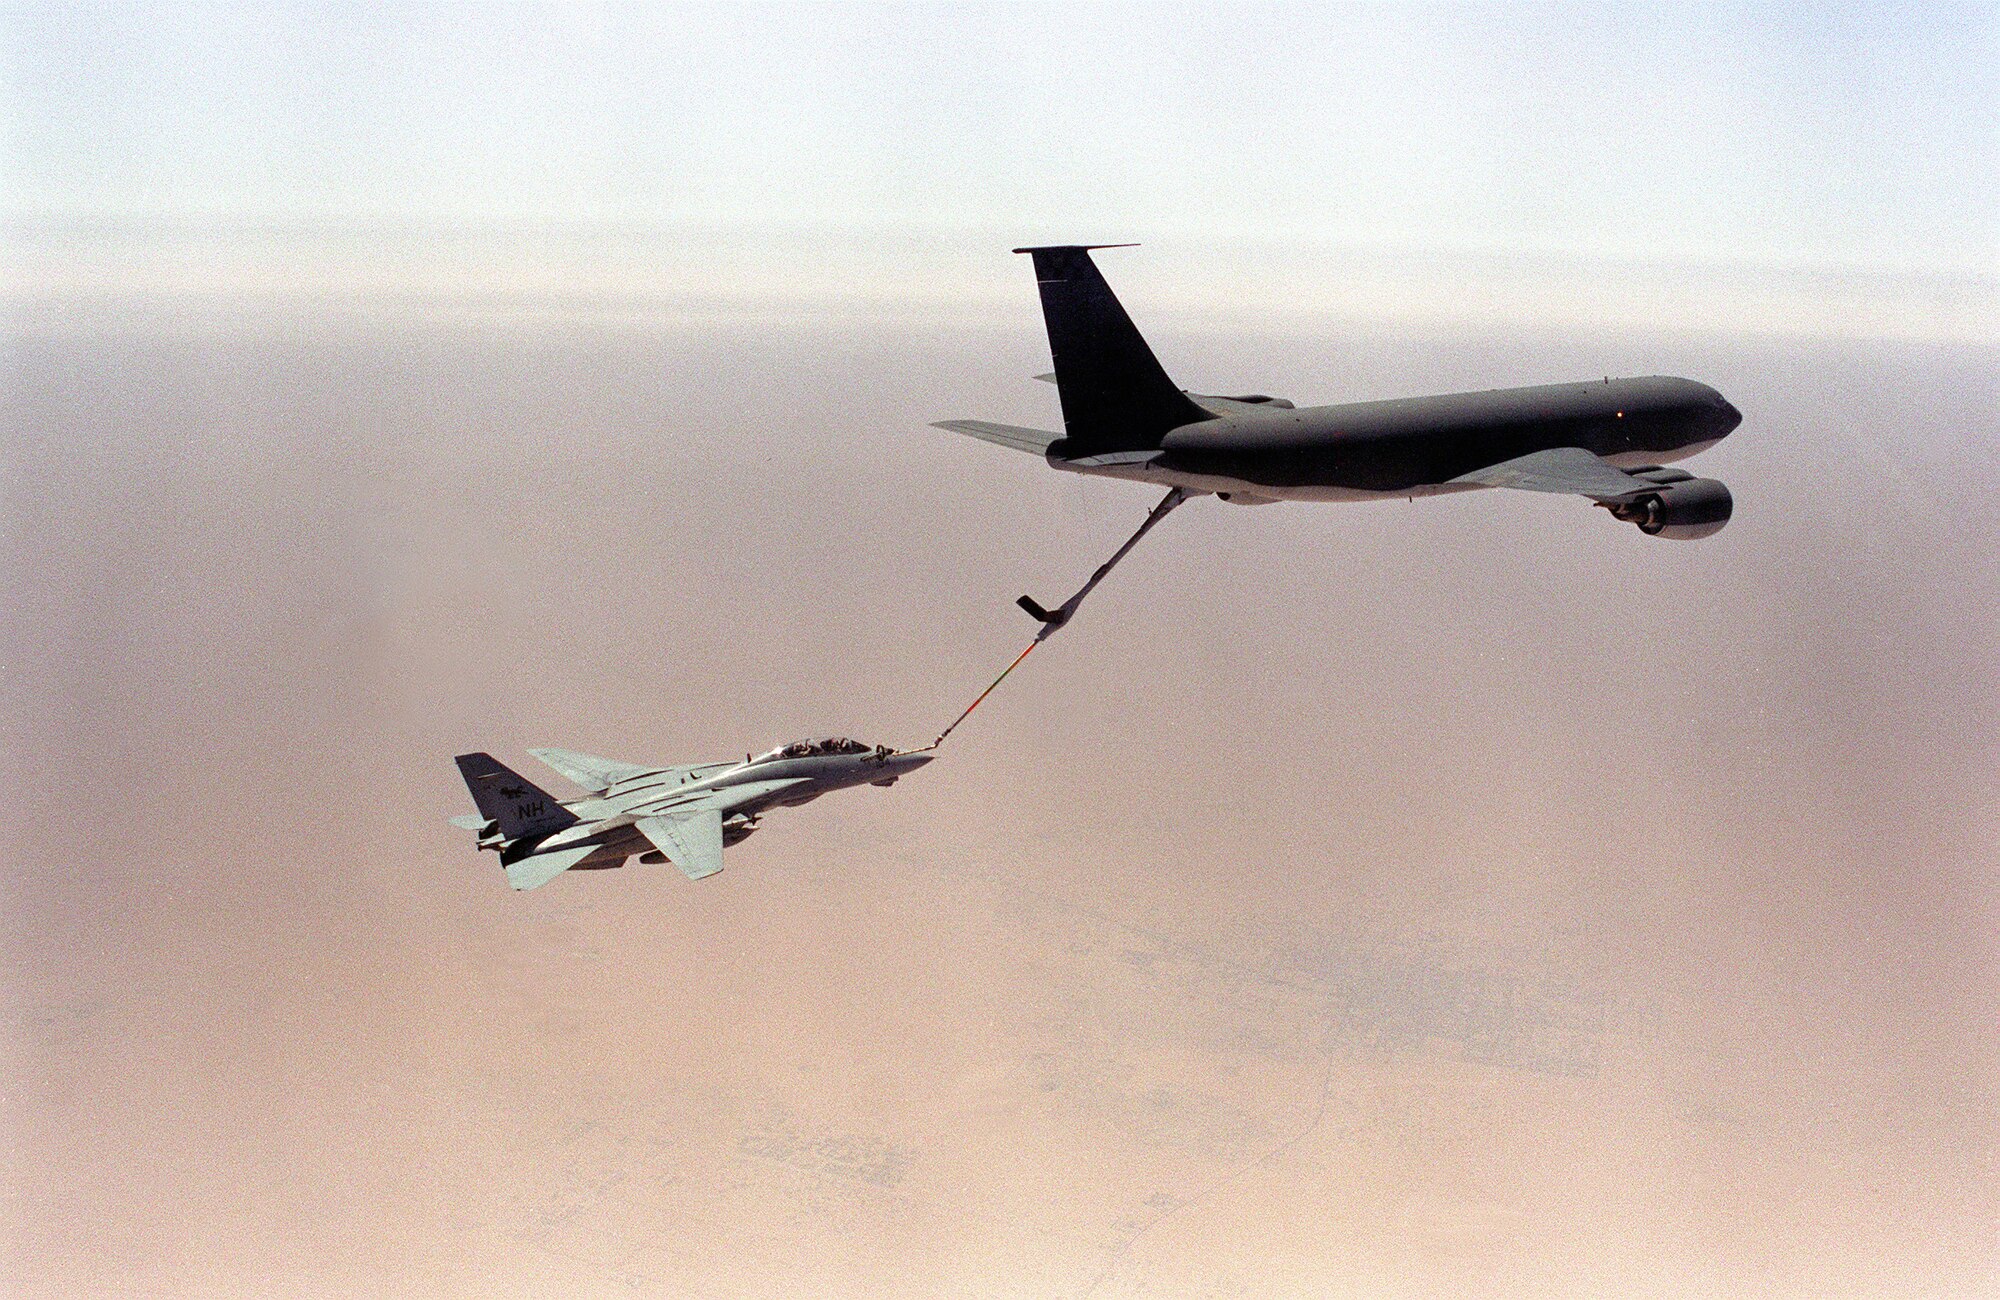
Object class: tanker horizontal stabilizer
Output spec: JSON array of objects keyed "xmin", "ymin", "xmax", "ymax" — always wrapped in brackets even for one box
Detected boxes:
[{"xmin": 931, "ymin": 420, "xmax": 1061, "ymax": 455}]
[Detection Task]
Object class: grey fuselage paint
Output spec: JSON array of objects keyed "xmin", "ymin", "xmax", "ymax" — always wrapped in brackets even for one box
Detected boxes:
[
  {"xmin": 500, "ymin": 747, "xmax": 932, "ymax": 868},
  {"xmin": 1047, "ymin": 376, "xmax": 1742, "ymax": 501}
]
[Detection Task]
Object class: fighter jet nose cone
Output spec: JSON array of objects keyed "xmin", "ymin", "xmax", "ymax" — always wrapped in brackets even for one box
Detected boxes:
[{"xmin": 902, "ymin": 753, "xmax": 935, "ymax": 769}]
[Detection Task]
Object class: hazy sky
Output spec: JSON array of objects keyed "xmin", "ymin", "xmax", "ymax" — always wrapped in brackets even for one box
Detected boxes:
[{"xmin": 5, "ymin": 2, "xmax": 1994, "ymax": 338}]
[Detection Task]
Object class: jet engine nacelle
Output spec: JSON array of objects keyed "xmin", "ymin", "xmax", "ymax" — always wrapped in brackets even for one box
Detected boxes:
[{"xmin": 1608, "ymin": 476, "xmax": 1733, "ymax": 540}]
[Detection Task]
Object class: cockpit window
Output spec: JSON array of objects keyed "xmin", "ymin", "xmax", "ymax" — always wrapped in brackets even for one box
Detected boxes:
[{"xmin": 763, "ymin": 736, "xmax": 874, "ymax": 760}]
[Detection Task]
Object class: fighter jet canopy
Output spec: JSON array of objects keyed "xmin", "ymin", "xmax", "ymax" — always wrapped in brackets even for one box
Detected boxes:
[{"xmin": 759, "ymin": 736, "xmax": 877, "ymax": 760}]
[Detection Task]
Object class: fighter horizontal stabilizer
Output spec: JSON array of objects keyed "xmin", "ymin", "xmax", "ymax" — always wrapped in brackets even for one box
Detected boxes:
[
  {"xmin": 636, "ymin": 811, "xmax": 725, "ymax": 881},
  {"xmin": 448, "ymin": 813, "xmax": 491, "ymax": 831},
  {"xmin": 932, "ymin": 419, "xmax": 1061, "ymax": 455},
  {"xmin": 504, "ymin": 843, "xmax": 600, "ymax": 891},
  {"xmin": 528, "ymin": 747, "xmax": 654, "ymax": 794},
  {"xmin": 1448, "ymin": 447, "xmax": 1657, "ymax": 501}
]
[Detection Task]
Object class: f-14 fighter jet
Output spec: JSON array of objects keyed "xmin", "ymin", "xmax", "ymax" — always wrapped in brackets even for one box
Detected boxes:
[
  {"xmin": 938, "ymin": 245, "xmax": 1742, "ymax": 540},
  {"xmin": 450, "ymin": 738, "xmax": 932, "ymax": 890}
]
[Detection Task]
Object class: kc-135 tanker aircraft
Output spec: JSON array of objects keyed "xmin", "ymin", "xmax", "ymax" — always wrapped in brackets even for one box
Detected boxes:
[{"xmin": 939, "ymin": 245, "xmax": 1742, "ymax": 628}]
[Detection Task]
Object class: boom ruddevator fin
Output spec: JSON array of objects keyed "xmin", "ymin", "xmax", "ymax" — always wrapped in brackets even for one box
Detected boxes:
[{"xmin": 1011, "ymin": 245, "xmax": 1213, "ymax": 456}]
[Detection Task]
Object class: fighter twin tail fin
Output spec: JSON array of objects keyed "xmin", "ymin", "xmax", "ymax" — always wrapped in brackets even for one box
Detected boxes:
[{"xmin": 453, "ymin": 753, "xmax": 578, "ymax": 841}]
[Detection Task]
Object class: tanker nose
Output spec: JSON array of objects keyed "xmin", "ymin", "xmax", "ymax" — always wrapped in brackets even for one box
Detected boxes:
[
  {"xmin": 1715, "ymin": 397, "xmax": 1743, "ymax": 436},
  {"xmin": 1695, "ymin": 382, "xmax": 1741, "ymax": 438}
]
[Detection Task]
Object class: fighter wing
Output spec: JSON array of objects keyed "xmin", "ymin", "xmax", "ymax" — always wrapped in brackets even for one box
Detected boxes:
[
  {"xmin": 1447, "ymin": 447, "xmax": 1659, "ymax": 501},
  {"xmin": 932, "ymin": 420, "xmax": 1061, "ymax": 455},
  {"xmin": 699, "ymin": 778, "xmax": 811, "ymax": 814},
  {"xmin": 527, "ymin": 747, "xmax": 657, "ymax": 793},
  {"xmin": 625, "ymin": 777, "xmax": 809, "ymax": 818},
  {"xmin": 635, "ymin": 810, "xmax": 725, "ymax": 881}
]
